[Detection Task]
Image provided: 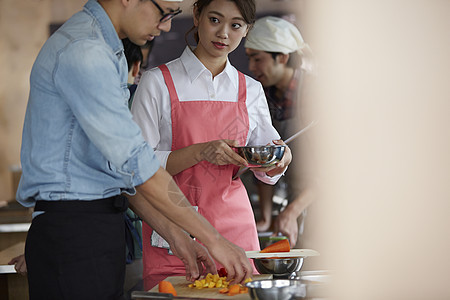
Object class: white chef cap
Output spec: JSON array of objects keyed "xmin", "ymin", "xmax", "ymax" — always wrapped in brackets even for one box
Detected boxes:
[{"xmin": 245, "ymin": 16, "xmax": 307, "ymax": 55}]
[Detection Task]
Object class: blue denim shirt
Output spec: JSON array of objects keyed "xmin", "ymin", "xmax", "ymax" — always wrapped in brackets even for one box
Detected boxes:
[{"xmin": 17, "ymin": 0, "xmax": 159, "ymax": 207}]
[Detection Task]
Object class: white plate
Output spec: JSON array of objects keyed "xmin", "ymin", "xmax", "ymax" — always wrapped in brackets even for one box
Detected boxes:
[{"xmin": 246, "ymin": 249, "xmax": 320, "ymax": 259}]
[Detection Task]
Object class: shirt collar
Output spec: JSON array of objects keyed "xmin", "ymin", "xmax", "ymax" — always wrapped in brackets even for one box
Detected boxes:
[
  {"xmin": 180, "ymin": 46, "xmax": 237, "ymax": 88},
  {"xmin": 84, "ymin": 0, "xmax": 123, "ymax": 55}
]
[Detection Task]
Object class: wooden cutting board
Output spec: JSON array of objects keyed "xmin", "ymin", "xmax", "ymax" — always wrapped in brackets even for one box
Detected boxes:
[{"xmin": 149, "ymin": 274, "xmax": 272, "ymax": 299}]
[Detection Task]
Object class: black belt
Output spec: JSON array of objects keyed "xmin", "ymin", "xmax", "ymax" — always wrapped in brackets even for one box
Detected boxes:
[{"xmin": 34, "ymin": 195, "xmax": 129, "ymax": 214}]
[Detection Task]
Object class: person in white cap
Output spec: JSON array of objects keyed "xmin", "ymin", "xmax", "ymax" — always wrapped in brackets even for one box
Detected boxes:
[
  {"xmin": 17, "ymin": 0, "xmax": 253, "ymax": 298},
  {"xmin": 244, "ymin": 16, "xmax": 316, "ymax": 248}
]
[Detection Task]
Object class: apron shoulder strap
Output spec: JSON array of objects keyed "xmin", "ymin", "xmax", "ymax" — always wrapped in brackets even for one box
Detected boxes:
[
  {"xmin": 158, "ymin": 64, "xmax": 179, "ymax": 103},
  {"xmin": 237, "ymin": 71, "xmax": 247, "ymax": 103}
]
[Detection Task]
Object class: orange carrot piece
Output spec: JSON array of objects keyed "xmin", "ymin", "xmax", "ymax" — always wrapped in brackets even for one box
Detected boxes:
[
  {"xmin": 260, "ymin": 239, "xmax": 290, "ymax": 253},
  {"xmin": 227, "ymin": 284, "xmax": 240, "ymax": 295},
  {"xmin": 219, "ymin": 287, "xmax": 229, "ymax": 294},
  {"xmin": 159, "ymin": 280, "xmax": 177, "ymax": 296}
]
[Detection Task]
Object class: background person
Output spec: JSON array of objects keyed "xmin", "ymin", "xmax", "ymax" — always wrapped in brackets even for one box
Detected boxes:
[
  {"xmin": 8, "ymin": 254, "xmax": 27, "ymax": 276},
  {"xmin": 131, "ymin": 0, "xmax": 291, "ymax": 280},
  {"xmin": 122, "ymin": 37, "xmax": 145, "ymax": 265},
  {"xmin": 123, "ymin": 37, "xmax": 144, "ymax": 108},
  {"xmin": 244, "ymin": 16, "xmax": 316, "ymax": 247},
  {"xmin": 17, "ymin": 0, "xmax": 253, "ymax": 298}
]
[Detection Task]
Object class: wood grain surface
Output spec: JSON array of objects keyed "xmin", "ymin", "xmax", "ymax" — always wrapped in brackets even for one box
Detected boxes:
[{"xmin": 149, "ymin": 274, "xmax": 272, "ymax": 299}]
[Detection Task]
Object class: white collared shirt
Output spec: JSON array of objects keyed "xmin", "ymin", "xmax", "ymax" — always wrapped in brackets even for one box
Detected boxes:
[{"xmin": 132, "ymin": 46, "xmax": 282, "ymax": 184}]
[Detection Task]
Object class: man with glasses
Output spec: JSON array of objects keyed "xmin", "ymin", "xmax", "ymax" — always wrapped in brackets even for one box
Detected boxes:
[
  {"xmin": 18, "ymin": 0, "xmax": 253, "ymax": 299},
  {"xmin": 150, "ymin": 0, "xmax": 182, "ymax": 23}
]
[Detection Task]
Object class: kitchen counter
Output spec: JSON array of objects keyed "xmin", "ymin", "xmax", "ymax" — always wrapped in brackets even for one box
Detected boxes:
[
  {"xmin": 128, "ymin": 270, "xmax": 331, "ymax": 300},
  {"xmin": 0, "ymin": 242, "xmax": 28, "ymax": 300},
  {"xmin": 0, "ymin": 242, "xmax": 25, "ymax": 273},
  {"xmin": 0, "ymin": 223, "xmax": 30, "ymax": 233},
  {"xmin": 0, "ymin": 201, "xmax": 30, "ymax": 300},
  {"xmin": 0, "ymin": 200, "xmax": 31, "ymax": 252}
]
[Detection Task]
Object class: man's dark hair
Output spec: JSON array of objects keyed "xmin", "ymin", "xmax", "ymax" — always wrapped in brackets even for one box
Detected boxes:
[
  {"xmin": 122, "ymin": 38, "xmax": 143, "ymax": 72},
  {"xmin": 268, "ymin": 51, "xmax": 301, "ymax": 69}
]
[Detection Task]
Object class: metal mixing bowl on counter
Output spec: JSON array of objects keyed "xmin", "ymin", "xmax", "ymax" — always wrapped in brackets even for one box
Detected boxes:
[
  {"xmin": 253, "ymin": 257, "xmax": 304, "ymax": 279},
  {"xmin": 235, "ymin": 145, "xmax": 286, "ymax": 167},
  {"xmin": 245, "ymin": 279, "xmax": 306, "ymax": 300}
]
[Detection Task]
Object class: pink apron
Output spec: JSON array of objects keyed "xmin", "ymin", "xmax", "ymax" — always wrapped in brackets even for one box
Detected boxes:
[{"xmin": 142, "ymin": 64, "xmax": 260, "ymax": 279}]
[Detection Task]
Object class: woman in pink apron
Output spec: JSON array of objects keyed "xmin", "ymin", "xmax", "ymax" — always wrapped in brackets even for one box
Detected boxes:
[{"xmin": 131, "ymin": 0, "xmax": 291, "ymax": 281}]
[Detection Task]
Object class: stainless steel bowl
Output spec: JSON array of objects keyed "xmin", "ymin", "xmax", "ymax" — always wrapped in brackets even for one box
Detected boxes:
[
  {"xmin": 253, "ymin": 257, "xmax": 304, "ymax": 278},
  {"xmin": 235, "ymin": 145, "xmax": 286, "ymax": 167},
  {"xmin": 245, "ymin": 279, "xmax": 306, "ymax": 300}
]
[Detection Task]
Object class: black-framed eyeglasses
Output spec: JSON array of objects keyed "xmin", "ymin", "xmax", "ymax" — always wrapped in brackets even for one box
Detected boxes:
[{"xmin": 150, "ymin": 0, "xmax": 182, "ymax": 23}]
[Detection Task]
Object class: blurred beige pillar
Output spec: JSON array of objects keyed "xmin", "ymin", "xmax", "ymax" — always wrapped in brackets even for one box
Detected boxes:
[{"xmin": 299, "ymin": 0, "xmax": 450, "ymax": 298}]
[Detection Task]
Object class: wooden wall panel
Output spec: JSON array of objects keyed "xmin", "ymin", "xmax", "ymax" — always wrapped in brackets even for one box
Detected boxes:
[{"xmin": 0, "ymin": 0, "xmax": 84, "ymax": 203}]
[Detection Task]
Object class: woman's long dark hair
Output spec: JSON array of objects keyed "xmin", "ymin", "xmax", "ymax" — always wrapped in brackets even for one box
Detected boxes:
[{"xmin": 184, "ymin": 0, "xmax": 256, "ymax": 46}]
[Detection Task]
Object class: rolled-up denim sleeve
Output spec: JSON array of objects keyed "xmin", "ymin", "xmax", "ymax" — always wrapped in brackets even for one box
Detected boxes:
[
  {"xmin": 54, "ymin": 39, "xmax": 158, "ymax": 186},
  {"xmin": 122, "ymin": 142, "xmax": 160, "ymax": 188}
]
